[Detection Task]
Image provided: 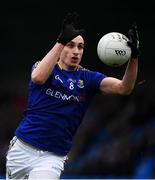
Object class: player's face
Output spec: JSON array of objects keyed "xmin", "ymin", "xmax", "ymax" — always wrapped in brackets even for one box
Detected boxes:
[{"xmin": 59, "ymin": 35, "xmax": 84, "ymax": 70}]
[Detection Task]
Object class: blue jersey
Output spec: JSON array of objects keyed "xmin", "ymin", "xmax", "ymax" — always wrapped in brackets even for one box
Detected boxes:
[{"xmin": 15, "ymin": 63, "xmax": 107, "ymax": 155}]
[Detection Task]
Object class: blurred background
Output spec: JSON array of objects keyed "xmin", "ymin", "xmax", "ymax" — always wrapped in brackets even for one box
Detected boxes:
[{"xmin": 0, "ymin": 0, "xmax": 155, "ymax": 179}]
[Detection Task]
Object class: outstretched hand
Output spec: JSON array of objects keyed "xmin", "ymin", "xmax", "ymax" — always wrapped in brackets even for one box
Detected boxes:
[
  {"xmin": 127, "ymin": 22, "xmax": 140, "ymax": 59},
  {"xmin": 57, "ymin": 12, "xmax": 85, "ymax": 45}
]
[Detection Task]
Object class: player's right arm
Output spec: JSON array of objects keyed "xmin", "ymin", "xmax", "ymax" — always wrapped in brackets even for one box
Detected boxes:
[
  {"xmin": 31, "ymin": 12, "xmax": 85, "ymax": 85},
  {"xmin": 31, "ymin": 43, "xmax": 64, "ymax": 84}
]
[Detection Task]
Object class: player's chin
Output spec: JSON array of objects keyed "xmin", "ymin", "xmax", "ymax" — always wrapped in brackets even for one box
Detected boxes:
[{"xmin": 70, "ymin": 60, "xmax": 80, "ymax": 66}]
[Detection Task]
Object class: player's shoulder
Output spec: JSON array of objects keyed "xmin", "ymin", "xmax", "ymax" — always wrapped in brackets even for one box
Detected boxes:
[
  {"xmin": 78, "ymin": 65, "xmax": 90, "ymax": 72},
  {"xmin": 79, "ymin": 66, "xmax": 98, "ymax": 75},
  {"xmin": 79, "ymin": 65, "xmax": 107, "ymax": 78}
]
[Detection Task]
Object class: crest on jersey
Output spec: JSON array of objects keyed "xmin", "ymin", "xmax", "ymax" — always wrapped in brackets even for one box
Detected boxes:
[{"xmin": 77, "ymin": 80, "xmax": 84, "ymax": 88}]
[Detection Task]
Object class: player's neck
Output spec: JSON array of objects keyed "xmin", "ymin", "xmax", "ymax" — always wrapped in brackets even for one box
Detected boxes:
[{"xmin": 58, "ymin": 61, "xmax": 79, "ymax": 71}]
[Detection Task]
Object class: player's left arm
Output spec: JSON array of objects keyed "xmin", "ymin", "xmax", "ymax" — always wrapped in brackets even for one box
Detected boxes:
[
  {"xmin": 99, "ymin": 22, "xmax": 140, "ymax": 95},
  {"xmin": 99, "ymin": 58, "xmax": 138, "ymax": 95}
]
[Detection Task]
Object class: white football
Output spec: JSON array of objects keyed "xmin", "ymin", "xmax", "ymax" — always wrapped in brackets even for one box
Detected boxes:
[{"xmin": 97, "ymin": 32, "xmax": 131, "ymax": 67}]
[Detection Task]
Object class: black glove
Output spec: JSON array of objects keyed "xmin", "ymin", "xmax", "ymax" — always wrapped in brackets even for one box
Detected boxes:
[
  {"xmin": 57, "ymin": 12, "xmax": 85, "ymax": 45},
  {"xmin": 127, "ymin": 22, "xmax": 140, "ymax": 58}
]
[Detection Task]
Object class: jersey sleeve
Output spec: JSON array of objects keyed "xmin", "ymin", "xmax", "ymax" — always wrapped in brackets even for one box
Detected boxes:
[
  {"xmin": 87, "ymin": 70, "xmax": 107, "ymax": 93},
  {"xmin": 31, "ymin": 61, "xmax": 41, "ymax": 72}
]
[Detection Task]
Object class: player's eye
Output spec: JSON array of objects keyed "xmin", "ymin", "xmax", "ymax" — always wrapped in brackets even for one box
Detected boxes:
[
  {"xmin": 78, "ymin": 44, "xmax": 84, "ymax": 50},
  {"xmin": 67, "ymin": 42, "xmax": 75, "ymax": 48}
]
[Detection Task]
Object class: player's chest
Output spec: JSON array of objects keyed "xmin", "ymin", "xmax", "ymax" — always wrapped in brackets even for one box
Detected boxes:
[{"xmin": 50, "ymin": 73, "xmax": 85, "ymax": 92}]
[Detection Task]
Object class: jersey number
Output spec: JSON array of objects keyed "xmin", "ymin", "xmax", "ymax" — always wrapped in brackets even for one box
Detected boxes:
[{"xmin": 69, "ymin": 82, "xmax": 74, "ymax": 90}]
